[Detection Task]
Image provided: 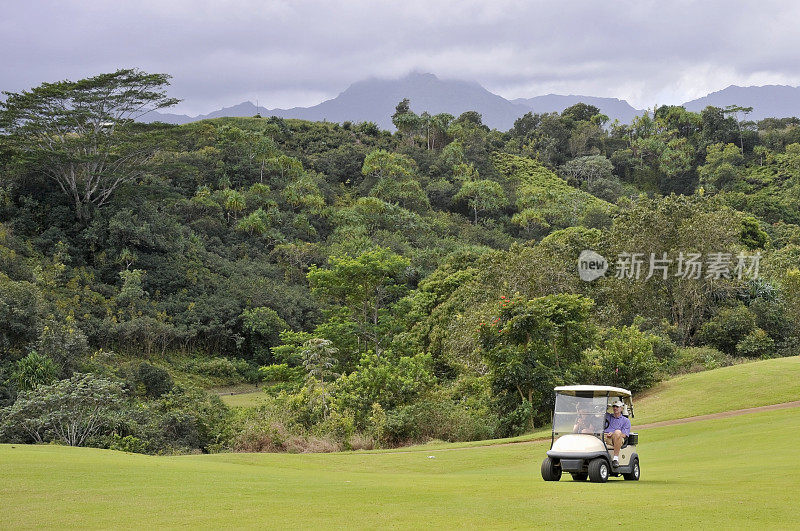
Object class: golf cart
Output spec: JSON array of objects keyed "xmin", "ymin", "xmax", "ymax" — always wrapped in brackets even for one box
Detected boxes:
[{"xmin": 541, "ymin": 385, "xmax": 640, "ymax": 483}]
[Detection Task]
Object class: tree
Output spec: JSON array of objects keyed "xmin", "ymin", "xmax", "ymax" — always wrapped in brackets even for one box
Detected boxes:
[
  {"xmin": 308, "ymin": 248, "xmax": 410, "ymax": 356},
  {"xmin": 479, "ymin": 293, "xmax": 595, "ymax": 431},
  {"xmin": 560, "ymin": 155, "xmax": 614, "ymax": 185},
  {"xmin": 391, "ymin": 98, "xmax": 421, "ymax": 141},
  {"xmin": 0, "ymin": 274, "xmax": 42, "ymax": 354},
  {"xmin": 698, "ymin": 143, "xmax": 743, "ymax": 191},
  {"xmin": 723, "ymin": 105, "xmax": 753, "ymax": 154},
  {"xmin": 301, "ymin": 338, "xmax": 339, "ymax": 419},
  {"xmin": 454, "ymin": 179, "xmax": 507, "ymax": 224},
  {"xmin": 0, "ymin": 69, "xmax": 180, "ymax": 220},
  {"xmin": 0, "ymin": 373, "xmax": 125, "ymax": 446}
]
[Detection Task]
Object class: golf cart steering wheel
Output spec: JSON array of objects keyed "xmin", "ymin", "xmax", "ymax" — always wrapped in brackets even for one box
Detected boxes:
[{"xmin": 604, "ymin": 418, "xmax": 609, "ymax": 429}]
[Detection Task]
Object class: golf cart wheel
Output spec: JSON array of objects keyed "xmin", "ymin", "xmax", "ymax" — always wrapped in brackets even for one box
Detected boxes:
[
  {"xmin": 571, "ymin": 472, "xmax": 588, "ymax": 481},
  {"xmin": 541, "ymin": 457, "xmax": 562, "ymax": 481},
  {"xmin": 623, "ymin": 457, "xmax": 640, "ymax": 481},
  {"xmin": 588, "ymin": 458, "xmax": 609, "ymax": 483}
]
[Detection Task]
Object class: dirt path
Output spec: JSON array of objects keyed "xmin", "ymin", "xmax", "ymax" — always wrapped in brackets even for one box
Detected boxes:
[{"xmin": 372, "ymin": 400, "xmax": 800, "ymax": 454}]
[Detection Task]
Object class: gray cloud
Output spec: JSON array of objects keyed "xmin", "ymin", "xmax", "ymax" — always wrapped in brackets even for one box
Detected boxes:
[{"xmin": 3, "ymin": 0, "xmax": 800, "ymax": 114}]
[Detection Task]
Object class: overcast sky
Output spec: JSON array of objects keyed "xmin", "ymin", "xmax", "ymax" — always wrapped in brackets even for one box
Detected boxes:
[{"xmin": 3, "ymin": 0, "xmax": 800, "ymax": 115}]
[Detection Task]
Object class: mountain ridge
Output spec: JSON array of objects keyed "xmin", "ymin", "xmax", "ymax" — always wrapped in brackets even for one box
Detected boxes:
[{"xmin": 142, "ymin": 74, "xmax": 800, "ymax": 129}]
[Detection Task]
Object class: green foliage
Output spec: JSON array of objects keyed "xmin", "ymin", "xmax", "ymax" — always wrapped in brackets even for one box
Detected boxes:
[
  {"xmin": 132, "ymin": 362, "xmax": 174, "ymax": 398},
  {"xmin": 4, "ymin": 69, "xmax": 800, "ymax": 451},
  {"xmin": 37, "ymin": 319, "xmax": 89, "ymax": 377},
  {"xmin": 698, "ymin": 305, "xmax": 757, "ymax": 355},
  {"xmin": 0, "ymin": 274, "xmax": 42, "ymax": 353},
  {"xmin": 736, "ymin": 328, "xmax": 774, "ymax": 358},
  {"xmin": 108, "ymin": 433, "xmax": 147, "ymax": 453},
  {"xmin": 241, "ymin": 307, "xmax": 288, "ymax": 363},
  {"xmin": 0, "ymin": 373, "xmax": 125, "ymax": 446},
  {"xmin": 582, "ymin": 325, "xmax": 662, "ymax": 392},
  {"xmin": 699, "ymin": 143, "xmax": 743, "ymax": 191},
  {"xmin": 494, "ymin": 153, "xmax": 613, "ymax": 237},
  {"xmin": 0, "ymin": 69, "xmax": 179, "ymax": 219},
  {"xmin": 258, "ymin": 363, "xmax": 304, "ymax": 385},
  {"xmin": 740, "ymin": 216, "xmax": 769, "ymax": 249},
  {"xmin": 480, "ymin": 293, "xmax": 595, "ymax": 431},
  {"xmin": 308, "ymin": 247, "xmax": 410, "ymax": 357},
  {"xmin": 12, "ymin": 351, "xmax": 58, "ymax": 392},
  {"xmin": 334, "ymin": 353, "xmax": 435, "ymax": 427},
  {"xmin": 453, "ymin": 179, "xmax": 507, "ymax": 224},
  {"xmin": 669, "ymin": 346, "xmax": 730, "ymax": 374}
]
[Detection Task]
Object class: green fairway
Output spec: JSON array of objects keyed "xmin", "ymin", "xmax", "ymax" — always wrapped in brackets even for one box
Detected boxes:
[
  {"xmin": 635, "ymin": 356, "xmax": 800, "ymax": 423},
  {"xmin": 3, "ymin": 407, "xmax": 799, "ymax": 529}
]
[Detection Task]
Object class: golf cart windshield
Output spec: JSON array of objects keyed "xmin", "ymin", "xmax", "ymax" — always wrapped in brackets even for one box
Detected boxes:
[{"xmin": 553, "ymin": 394, "xmax": 607, "ymax": 436}]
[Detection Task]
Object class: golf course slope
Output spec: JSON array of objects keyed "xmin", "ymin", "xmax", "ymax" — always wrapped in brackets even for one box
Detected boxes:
[{"xmin": 3, "ymin": 357, "xmax": 799, "ymax": 529}]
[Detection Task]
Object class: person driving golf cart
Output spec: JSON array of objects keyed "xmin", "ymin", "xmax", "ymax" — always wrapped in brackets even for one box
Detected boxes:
[{"xmin": 604, "ymin": 400, "xmax": 631, "ymax": 467}]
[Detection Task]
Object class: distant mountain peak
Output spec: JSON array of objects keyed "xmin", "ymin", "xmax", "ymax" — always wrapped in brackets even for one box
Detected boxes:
[{"xmin": 142, "ymin": 75, "xmax": 800, "ymax": 130}]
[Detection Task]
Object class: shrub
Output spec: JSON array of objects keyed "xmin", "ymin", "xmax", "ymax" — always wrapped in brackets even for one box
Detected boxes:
[
  {"xmin": 259, "ymin": 363, "xmax": 303, "ymax": 383},
  {"xmin": 0, "ymin": 274, "xmax": 42, "ymax": 353},
  {"xmin": 12, "ymin": 351, "xmax": 58, "ymax": 392},
  {"xmin": 133, "ymin": 362, "xmax": 174, "ymax": 398},
  {"xmin": 383, "ymin": 398, "xmax": 497, "ymax": 444},
  {"xmin": 312, "ymin": 410, "xmax": 356, "ymax": 448},
  {"xmin": 736, "ymin": 328, "xmax": 775, "ymax": 358},
  {"xmin": 109, "ymin": 433, "xmax": 147, "ymax": 453},
  {"xmin": 669, "ymin": 346, "xmax": 730, "ymax": 374},
  {"xmin": 583, "ymin": 325, "xmax": 662, "ymax": 392},
  {"xmin": 697, "ymin": 305, "xmax": 756, "ymax": 355},
  {"xmin": 37, "ymin": 319, "xmax": 89, "ymax": 377},
  {"xmin": 191, "ymin": 357, "xmax": 251, "ymax": 382},
  {"xmin": 142, "ymin": 387, "xmax": 231, "ymax": 453}
]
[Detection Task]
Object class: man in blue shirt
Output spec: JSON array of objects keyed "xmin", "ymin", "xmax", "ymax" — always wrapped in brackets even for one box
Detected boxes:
[{"xmin": 604, "ymin": 400, "xmax": 631, "ymax": 467}]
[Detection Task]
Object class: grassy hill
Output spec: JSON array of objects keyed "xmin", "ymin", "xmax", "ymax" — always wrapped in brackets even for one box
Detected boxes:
[{"xmin": 635, "ymin": 356, "xmax": 800, "ymax": 423}]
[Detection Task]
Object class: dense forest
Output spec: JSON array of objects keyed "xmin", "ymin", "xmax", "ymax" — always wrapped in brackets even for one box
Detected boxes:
[{"xmin": 1, "ymin": 69, "xmax": 798, "ymax": 453}]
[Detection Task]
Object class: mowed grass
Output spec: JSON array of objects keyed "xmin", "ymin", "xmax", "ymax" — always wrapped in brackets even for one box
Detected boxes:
[
  {"xmin": 635, "ymin": 356, "xmax": 800, "ymax": 423},
  {"xmin": 3, "ymin": 407, "xmax": 800, "ymax": 529},
  {"xmin": 218, "ymin": 390, "xmax": 268, "ymax": 408}
]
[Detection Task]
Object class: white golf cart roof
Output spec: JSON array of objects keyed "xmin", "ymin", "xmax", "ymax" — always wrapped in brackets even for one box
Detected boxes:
[{"xmin": 554, "ymin": 385, "xmax": 632, "ymax": 398}]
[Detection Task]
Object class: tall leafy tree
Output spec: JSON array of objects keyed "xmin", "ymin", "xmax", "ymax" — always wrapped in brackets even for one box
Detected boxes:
[
  {"xmin": 0, "ymin": 68, "xmax": 179, "ymax": 219},
  {"xmin": 308, "ymin": 248, "xmax": 410, "ymax": 356}
]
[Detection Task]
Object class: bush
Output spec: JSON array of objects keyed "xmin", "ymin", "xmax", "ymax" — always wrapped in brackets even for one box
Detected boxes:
[
  {"xmin": 697, "ymin": 305, "xmax": 756, "ymax": 355},
  {"xmin": 190, "ymin": 357, "xmax": 251, "ymax": 382},
  {"xmin": 258, "ymin": 363, "xmax": 304, "ymax": 383},
  {"xmin": 736, "ymin": 328, "xmax": 775, "ymax": 358},
  {"xmin": 0, "ymin": 275, "xmax": 42, "ymax": 353},
  {"xmin": 37, "ymin": 319, "xmax": 89, "ymax": 377},
  {"xmin": 12, "ymin": 351, "xmax": 58, "ymax": 392},
  {"xmin": 669, "ymin": 346, "xmax": 731, "ymax": 374},
  {"xmin": 583, "ymin": 325, "xmax": 662, "ymax": 392},
  {"xmin": 109, "ymin": 433, "xmax": 147, "ymax": 453},
  {"xmin": 140, "ymin": 387, "xmax": 231, "ymax": 453},
  {"xmin": 132, "ymin": 362, "xmax": 173, "ymax": 398},
  {"xmin": 383, "ymin": 398, "xmax": 497, "ymax": 445}
]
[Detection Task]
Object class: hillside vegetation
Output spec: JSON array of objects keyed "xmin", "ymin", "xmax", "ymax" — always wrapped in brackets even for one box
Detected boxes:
[{"xmin": 1, "ymin": 70, "xmax": 799, "ymax": 453}]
